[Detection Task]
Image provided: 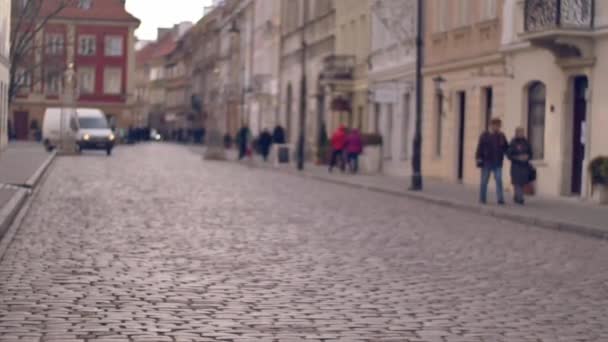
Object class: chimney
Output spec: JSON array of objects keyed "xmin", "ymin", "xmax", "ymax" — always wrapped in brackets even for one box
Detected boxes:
[{"xmin": 157, "ymin": 28, "xmax": 171, "ymax": 40}]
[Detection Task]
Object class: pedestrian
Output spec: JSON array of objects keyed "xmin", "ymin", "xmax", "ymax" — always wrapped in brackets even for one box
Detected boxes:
[
  {"xmin": 508, "ymin": 127, "xmax": 533, "ymax": 205},
  {"xmin": 345, "ymin": 128, "xmax": 363, "ymax": 173},
  {"xmin": 258, "ymin": 128, "xmax": 273, "ymax": 162},
  {"xmin": 329, "ymin": 125, "xmax": 347, "ymax": 173},
  {"xmin": 475, "ymin": 118, "xmax": 509, "ymax": 205},
  {"xmin": 272, "ymin": 125, "xmax": 286, "ymax": 144},
  {"xmin": 237, "ymin": 125, "xmax": 250, "ymax": 160}
]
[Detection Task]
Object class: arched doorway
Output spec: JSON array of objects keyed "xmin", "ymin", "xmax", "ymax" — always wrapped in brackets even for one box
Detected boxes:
[{"xmin": 571, "ymin": 76, "xmax": 588, "ymax": 195}]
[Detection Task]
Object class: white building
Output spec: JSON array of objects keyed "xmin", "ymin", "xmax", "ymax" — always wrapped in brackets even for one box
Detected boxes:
[
  {"xmin": 368, "ymin": 0, "xmax": 417, "ymax": 177},
  {"xmin": 0, "ymin": 0, "xmax": 10, "ymax": 151}
]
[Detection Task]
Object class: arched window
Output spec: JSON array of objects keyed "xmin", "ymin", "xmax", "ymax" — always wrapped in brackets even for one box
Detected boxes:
[{"xmin": 527, "ymin": 82, "xmax": 546, "ymax": 160}]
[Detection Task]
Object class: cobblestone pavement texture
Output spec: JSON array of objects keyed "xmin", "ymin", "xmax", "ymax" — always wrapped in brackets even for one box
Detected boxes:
[{"xmin": 0, "ymin": 144, "xmax": 607, "ymax": 342}]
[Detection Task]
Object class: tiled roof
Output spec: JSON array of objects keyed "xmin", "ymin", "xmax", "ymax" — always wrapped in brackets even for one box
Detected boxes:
[
  {"xmin": 136, "ymin": 32, "xmax": 177, "ymax": 66},
  {"xmin": 42, "ymin": 0, "xmax": 140, "ymax": 23}
]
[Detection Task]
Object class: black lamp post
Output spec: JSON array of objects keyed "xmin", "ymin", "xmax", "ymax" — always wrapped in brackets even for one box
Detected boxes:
[
  {"xmin": 297, "ymin": 35, "xmax": 307, "ymax": 170},
  {"xmin": 410, "ymin": 0, "xmax": 425, "ymax": 191}
]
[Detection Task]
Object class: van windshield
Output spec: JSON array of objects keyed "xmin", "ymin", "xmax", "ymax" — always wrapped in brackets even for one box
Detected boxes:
[{"xmin": 78, "ymin": 117, "xmax": 109, "ymax": 129}]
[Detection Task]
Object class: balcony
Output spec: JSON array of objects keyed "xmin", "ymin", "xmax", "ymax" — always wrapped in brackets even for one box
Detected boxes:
[
  {"xmin": 320, "ymin": 55, "xmax": 356, "ymax": 83},
  {"xmin": 522, "ymin": 0, "xmax": 595, "ymax": 58}
]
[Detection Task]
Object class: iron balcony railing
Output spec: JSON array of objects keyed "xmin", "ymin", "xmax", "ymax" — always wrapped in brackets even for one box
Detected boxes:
[{"xmin": 525, "ymin": 0, "xmax": 594, "ymax": 33}]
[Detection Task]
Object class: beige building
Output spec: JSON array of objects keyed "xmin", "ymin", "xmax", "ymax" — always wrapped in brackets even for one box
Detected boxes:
[
  {"xmin": 501, "ymin": 0, "xmax": 608, "ymax": 199},
  {"xmin": 0, "ymin": 0, "xmax": 9, "ymax": 150},
  {"xmin": 422, "ymin": 0, "xmax": 505, "ymax": 186},
  {"xmin": 249, "ymin": 0, "xmax": 281, "ymax": 135},
  {"xmin": 279, "ymin": 0, "xmax": 335, "ymax": 158},
  {"xmin": 327, "ymin": 0, "xmax": 371, "ymax": 134}
]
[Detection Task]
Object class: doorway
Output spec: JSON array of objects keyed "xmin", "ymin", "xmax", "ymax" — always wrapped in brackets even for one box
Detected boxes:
[
  {"xmin": 14, "ymin": 111, "xmax": 29, "ymax": 140},
  {"xmin": 457, "ymin": 92, "xmax": 466, "ymax": 181},
  {"xmin": 571, "ymin": 76, "xmax": 588, "ymax": 195}
]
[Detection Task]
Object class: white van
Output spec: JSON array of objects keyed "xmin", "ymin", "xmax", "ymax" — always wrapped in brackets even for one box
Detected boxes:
[{"xmin": 43, "ymin": 107, "xmax": 115, "ymax": 155}]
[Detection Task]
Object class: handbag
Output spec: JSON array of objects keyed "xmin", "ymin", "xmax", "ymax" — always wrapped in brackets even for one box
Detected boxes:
[{"xmin": 528, "ymin": 164, "xmax": 537, "ymax": 183}]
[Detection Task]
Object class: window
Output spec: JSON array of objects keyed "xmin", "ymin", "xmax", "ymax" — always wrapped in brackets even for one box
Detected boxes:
[
  {"xmin": 435, "ymin": 93, "xmax": 443, "ymax": 157},
  {"xmin": 46, "ymin": 33, "xmax": 64, "ymax": 55},
  {"xmin": 78, "ymin": 35, "xmax": 96, "ymax": 56},
  {"xmin": 457, "ymin": 0, "xmax": 471, "ymax": 27},
  {"xmin": 45, "ymin": 71, "xmax": 62, "ymax": 95},
  {"xmin": 527, "ymin": 82, "xmax": 546, "ymax": 160},
  {"xmin": 374, "ymin": 102, "xmax": 380, "ymax": 134},
  {"xmin": 384, "ymin": 104, "xmax": 393, "ymax": 160},
  {"xmin": 78, "ymin": 0, "xmax": 92, "ymax": 10},
  {"xmin": 401, "ymin": 93, "xmax": 411, "ymax": 160},
  {"xmin": 357, "ymin": 106, "xmax": 363, "ymax": 130},
  {"xmin": 482, "ymin": 0, "xmax": 498, "ymax": 20},
  {"xmin": 105, "ymin": 36, "xmax": 123, "ymax": 57},
  {"xmin": 16, "ymin": 68, "xmax": 32, "ymax": 88},
  {"xmin": 78, "ymin": 67, "xmax": 95, "ymax": 94},
  {"xmin": 484, "ymin": 87, "xmax": 493, "ymax": 131},
  {"xmin": 103, "ymin": 67, "xmax": 122, "ymax": 94},
  {"xmin": 435, "ymin": 0, "xmax": 449, "ymax": 32}
]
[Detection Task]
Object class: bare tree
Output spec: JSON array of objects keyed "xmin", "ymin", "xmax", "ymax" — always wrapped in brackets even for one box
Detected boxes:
[{"xmin": 8, "ymin": 0, "xmax": 77, "ymax": 103}]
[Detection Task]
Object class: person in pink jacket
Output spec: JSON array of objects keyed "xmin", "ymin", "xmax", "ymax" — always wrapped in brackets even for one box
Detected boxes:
[
  {"xmin": 345, "ymin": 128, "xmax": 363, "ymax": 173},
  {"xmin": 329, "ymin": 125, "xmax": 347, "ymax": 172}
]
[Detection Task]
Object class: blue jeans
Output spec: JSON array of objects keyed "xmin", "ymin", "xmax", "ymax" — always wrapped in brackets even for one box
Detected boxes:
[{"xmin": 480, "ymin": 166, "xmax": 504, "ymax": 204}]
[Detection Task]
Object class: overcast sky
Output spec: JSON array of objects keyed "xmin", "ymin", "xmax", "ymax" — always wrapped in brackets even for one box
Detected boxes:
[{"xmin": 126, "ymin": 0, "xmax": 213, "ymax": 41}]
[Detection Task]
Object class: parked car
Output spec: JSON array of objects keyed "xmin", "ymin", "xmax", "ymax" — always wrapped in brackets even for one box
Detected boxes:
[{"xmin": 43, "ymin": 107, "xmax": 115, "ymax": 155}]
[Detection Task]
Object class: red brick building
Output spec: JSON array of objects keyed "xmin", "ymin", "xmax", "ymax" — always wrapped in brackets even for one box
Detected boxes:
[{"xmin": 10, "ymin": 0, "xmax": 139, "ymax": 140}]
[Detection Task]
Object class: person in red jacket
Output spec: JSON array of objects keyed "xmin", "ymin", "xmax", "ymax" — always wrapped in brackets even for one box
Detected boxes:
[
  {"xmin": 345, "ymin": 128, "xmax": 363, "ymax": 173},
  {"xmin": 329, "ymin": 125, "xmax": 347, "ymax": 172}
]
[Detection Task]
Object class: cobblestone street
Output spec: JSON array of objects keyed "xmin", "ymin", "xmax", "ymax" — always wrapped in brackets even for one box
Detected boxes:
[{"xmin": 0, "ymin": 144, "xmax": 607, "ymax": 342}]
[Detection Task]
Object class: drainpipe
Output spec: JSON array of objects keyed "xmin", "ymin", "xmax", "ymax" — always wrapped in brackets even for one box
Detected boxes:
[{"xmin": 410, "ymin": 0, "xmax": 424, "ymax": 191}]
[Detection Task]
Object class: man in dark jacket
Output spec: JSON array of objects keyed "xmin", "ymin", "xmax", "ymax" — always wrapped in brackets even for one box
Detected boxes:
[
  {"xmin": 476, "ymin": 118, "xmax": 509, "ymax": 204},
  {"xmin": 258, "ymin": 129, "xmax": 273, "ymax": 161}
]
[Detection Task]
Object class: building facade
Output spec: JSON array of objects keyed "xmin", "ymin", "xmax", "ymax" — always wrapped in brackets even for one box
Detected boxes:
[
  {"xmin": 422, "ymin": 0, "xmax": 505, "ymax": 186},
  {"xmin": 368, "ymin": 0, "xmax": 417, "ymax": 177},
  {"xmin": 0, "ymin": 0, "xmax": 9, "ymax": 150},
  {"xmin": 279, "ymin": 0, "xmax": 335, "ymax": 158},
  {"xmin": 329, "ymin": 0, "xmax": 370, "ymax": 134},
  {"xmin": 501, "ymin": 0, "xmax": 608, "ymax": 199},
  {"xmin": 10, "ymin": 0, "xmax": 139, "ymax": 140},
  {"xmin": 249, "ymin": 0, "xmax": 281, "ymax": 135}
]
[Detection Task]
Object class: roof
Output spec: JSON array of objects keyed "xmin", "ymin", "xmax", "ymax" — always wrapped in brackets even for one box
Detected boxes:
[
  {"xmin": 136, "ymin": 32, "xmax": 177, "ymax": 66},
  {"xmin": 42, "ymin": 0, "xmax": 140, "ymax": 23}
]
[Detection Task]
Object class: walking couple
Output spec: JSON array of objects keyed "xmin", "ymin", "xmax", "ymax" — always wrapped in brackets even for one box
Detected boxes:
[
  {"xmin": 328, "ymin": 125, "xmax": 363, "ymax": 174},
  {"xmin": 476, "ymin": 118, "xmax": 536, "ymax": 205}
]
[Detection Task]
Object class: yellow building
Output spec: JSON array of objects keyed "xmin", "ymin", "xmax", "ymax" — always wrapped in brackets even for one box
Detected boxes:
[
  {"xmin": 327, "ymin": 0, "xmax": 371, "ymax": 133},
  {"xmin": 422, "ymin": 0, "xmax": 505, "ymax": 186},
  {"xmin": 501, "ymin": 0, "xmax": 608, "ymax": 200}
]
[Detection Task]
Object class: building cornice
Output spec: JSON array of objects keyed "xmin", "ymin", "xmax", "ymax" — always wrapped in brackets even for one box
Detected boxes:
[
  {"xmin": 369, "ymin": 62, "xmax": 416, "ymax": 82},
  {"xmin": 423, "ymin": 53, "xmax": 505, "ymax": 76}
]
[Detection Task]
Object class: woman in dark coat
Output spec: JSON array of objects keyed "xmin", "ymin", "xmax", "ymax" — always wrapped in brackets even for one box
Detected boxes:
[{"xmin": 508, "ymin": 127, "xmax": 533, "ymax": 205}]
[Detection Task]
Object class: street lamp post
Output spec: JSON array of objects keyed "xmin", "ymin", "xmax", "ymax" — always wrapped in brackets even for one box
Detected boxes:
[
  {"xmin": 297, "ymin": 36, "xmax": 307, "ymax": 170},
  {"xmin": 410, "ymin": 0, "xmax": 424, "ymax": 191}
]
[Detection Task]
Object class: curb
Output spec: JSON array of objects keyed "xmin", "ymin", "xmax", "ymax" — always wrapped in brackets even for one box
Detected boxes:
[
  {"xmin": 251, "ymin": 163, "xmax": 608, "ymax": 240},
  {"xmin": 0, "ymin": 189, "xmax": 28, "ymax": 243},
  {"xmin": 0, "ymin": 151, "xmax": 56, "ymax": 255},
  {"xmin": 25, "ymin": 151, "xmax": 56, "ymax": 188}
]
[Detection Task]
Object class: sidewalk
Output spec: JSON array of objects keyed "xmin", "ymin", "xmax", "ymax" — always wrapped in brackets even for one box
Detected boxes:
[
  {"xmin": 0, "ymin": 142, "xmax": 55, "ymax": 241},
  {"xmin": 239, "ymin": 155, "xmax": 608, "ymax": 239}
]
